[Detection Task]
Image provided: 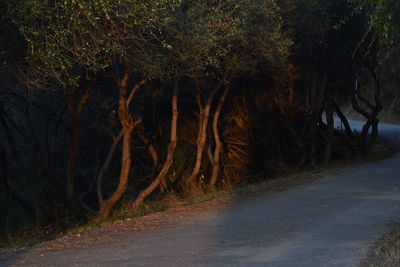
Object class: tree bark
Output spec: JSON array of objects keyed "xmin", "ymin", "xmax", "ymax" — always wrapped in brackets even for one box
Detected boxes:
[
  {"xmin": 98, "ymin": 75, "xmax": 143, "ymax": 219},
  {"xmin": 137, "ymin": 128, "xmax": 159, "ymax": 173},
  {"xmin": 332, "ymin": 99, "xmax": 354, "ymax": 140},
  {"xmin": 96, "ymin": 130, "xmax": 124, "ymax": 207},
  {"xmin": 351, "ymin": 71, "xmax": 381, "ymax": 155},
  {"xmin": 309, "ymin": 72, "xmax": 327, "ymax": 167},
  {"xmin": 98, "ymin": 124, "xmax": 136, "ymax": 219},
  {"xmin": 187, "ymin": 83, "xmax": 222, "ymax": 188},
  {"xmin": 324, "ymin": 77, "xmax": 333, "ymax": 165},
  {"xmin": 209, "ymin": 87, "xmax": 230, "ymax": 188},
  {"xmin": 332, "ymin": 99, "xmax": 356, "ymax": 157},
  {"xmin": 309, "ymin": 74, "xmax": 318, "ymax": 168},
  {"xmin": 132, "ymin": 81, "xmax": 179, "ymax": 211},
  {"xmin": 283, "ymin": 117, "xmax": 306, "ymax": 165},
  {"xmin": 66, "ymin": 82, "xmax": 94, "ymax": 218}
]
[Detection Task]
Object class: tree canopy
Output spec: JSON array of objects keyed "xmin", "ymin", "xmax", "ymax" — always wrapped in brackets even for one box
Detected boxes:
[{"xmin": 0, "ymin": 0, "xmax": 398, "ymax": 242}]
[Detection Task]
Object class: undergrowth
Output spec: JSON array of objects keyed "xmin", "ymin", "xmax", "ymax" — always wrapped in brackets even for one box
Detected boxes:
[
  {"xmin": 360, "ymin": 227, "xmax": 400, "ymax": 267},
  {"xmin": 1, "ymin": 136, "xmax": 398, "ymax": 257}
]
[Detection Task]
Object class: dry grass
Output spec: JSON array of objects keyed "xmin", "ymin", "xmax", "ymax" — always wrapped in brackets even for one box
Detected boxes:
[
  {"xmin": 358, "ymin": 136, "xmax": 400, "ymax": 267},
  {"xmin": 360, "ymin": 227, "xmax": 400, "ymax": 267}
]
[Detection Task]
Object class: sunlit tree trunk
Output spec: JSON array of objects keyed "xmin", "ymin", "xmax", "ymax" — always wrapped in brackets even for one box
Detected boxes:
[
  {"xmin": 209, "ymin": 87, "xmax": 229, "ymax": 189},
  {"xmin": 132, "ymin": 81, "xmax": 179, "ymax": 211},
  {"xmin": 98, "ymin": 74, "xmax": 142, "ymax": 219},
  {"xmin": 187, "ymin": 82, "xmax": 223, "ymax": 189}
]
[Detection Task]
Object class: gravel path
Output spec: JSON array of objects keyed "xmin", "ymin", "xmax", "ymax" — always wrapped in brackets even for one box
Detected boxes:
[{"xmin": 2, "ymin": 119, "xmax": 400, "ymax": 267}]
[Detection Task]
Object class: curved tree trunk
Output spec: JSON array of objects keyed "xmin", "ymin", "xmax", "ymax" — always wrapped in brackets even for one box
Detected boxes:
[
  {"xmin": 132, "ymin": 81, "xmax": 179, "ymax": 211},
  {"xmin": 98, "ymin": 75, "xmax": 143, "ymax": 219},
  {"xmin": 137, "ymin": 128, "xmax": 159, "ymax": 179},
  {"xmin": 96, "ymin": 130, "xmax": 124, "ymax": 208},
  {"xmin": 352, "ymin": 71, "xmax": 382, "ymax": 155},
  {"xmin": 332, "ymin": 99, "xmax": 354, "ymax": 140},
  {"xmin": 209, "ymin": 87, "xmax": 230, "ymax": 188},
  {"xmin": 332, "ymin": 99, "xmax": 356, "ymax": 158},
  {"xmin": 98, "ymin": 125, "xmax": 136, "ymax": 219},
  {"xmin": 187, "ymin": 84, "xmax": 221, "ymax": 188}
]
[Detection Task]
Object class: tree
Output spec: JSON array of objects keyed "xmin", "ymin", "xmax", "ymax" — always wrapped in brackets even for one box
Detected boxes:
[
  {"xmin": 12, "ymin": 0, "xmax": 184, "ymax": 219},
  {"xmin": 181, "ymin": 0, "xmax": 291, "ymax": 190}
]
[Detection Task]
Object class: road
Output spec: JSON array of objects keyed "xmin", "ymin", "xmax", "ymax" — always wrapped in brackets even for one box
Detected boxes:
[{"xmin": 2, "ymin": 119, "xmax": 400, "ymax": 266}]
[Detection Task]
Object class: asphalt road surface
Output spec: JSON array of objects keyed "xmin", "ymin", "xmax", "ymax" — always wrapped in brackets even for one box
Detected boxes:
[{"xmin": 3, "ymin": 119, "xmax": 400, "ymax": 267}]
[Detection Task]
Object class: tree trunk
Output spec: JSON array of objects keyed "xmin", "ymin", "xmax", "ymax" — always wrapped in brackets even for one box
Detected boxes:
[
  {"xmin": 351, "ymin": 71, "xmax": 381, "ymax": 155},
  {"xmin": 97, "ymin": 130, "xmax": 124, "ymax": 208},
  {"xmin": 98, "ymin": 125, "xmax": 135, "ymax": 219},
  {"xmin": 132, "ymin": 81, "xmax": 179, "ymax": 211},
  {"xmin": 209, "ymin": 87, "xmax": 229, "ymax": 188},
  {"xmin": 98, "ymin": 75, "xmax": 142, "ymax": 219},
  {"xmin": 283, "ymin": 117, "xmax": 306, "ymax": 165},
  {"xmin": 332, "ymin": 99, "xmax": 356, "ymax": 157},
  {"xmin": 324, "ymin": 80, "xmax": 333, "ymax": 165},
  {"xmin": 137, "ymin": 128, "xmax": 159, "ymax": 180},
  {"xmin": 309, "ymin": 74, "xmax": 318, "ymax": 168},
  {"xmin": 187, "ymin": 84, "xmax": 220, "ymax": 188},
  {"xmin": 332, "ymin": 99, "xmax": 354, "ymax": 140},
  {"xmin": 66, "ymin": 82, "xmax": 94, "ymax": 218},
  {"xmin": 309, "ymin": 72, "xmax": 327, "ymax": 167}
]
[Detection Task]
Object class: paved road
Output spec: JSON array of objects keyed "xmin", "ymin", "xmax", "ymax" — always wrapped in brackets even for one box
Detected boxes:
[{"xmin": 3, "ymin": 119, "xmax": 400, "ymax": 266}]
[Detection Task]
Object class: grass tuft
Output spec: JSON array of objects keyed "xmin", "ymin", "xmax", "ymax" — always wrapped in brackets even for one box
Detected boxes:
[{"xmin": 360, "ymin": 227, "xmax": 400, "ymax": 267}]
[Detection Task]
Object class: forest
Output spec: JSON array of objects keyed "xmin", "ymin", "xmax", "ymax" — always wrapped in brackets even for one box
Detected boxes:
[{"xmin": 0, "ymin": 0, "xmax": 399, "ymax": 243}]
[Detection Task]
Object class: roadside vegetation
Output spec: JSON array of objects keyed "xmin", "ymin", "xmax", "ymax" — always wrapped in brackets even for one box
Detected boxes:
[
  {"xmin": 0, "ymin": 0, "xmax": 399, "ymax": 254},
  {"xmin": 360, "ymin": 227, "xmax": 400, "ymax": 267},
  {"xmin": 1, "ymin": 137, "xmax": 396, "ymax": 255}
]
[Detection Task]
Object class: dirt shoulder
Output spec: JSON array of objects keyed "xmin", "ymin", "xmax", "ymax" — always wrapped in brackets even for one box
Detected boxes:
[{"xmin": 0, "ymin": 164, "xmax": 332, "ymax": 261}]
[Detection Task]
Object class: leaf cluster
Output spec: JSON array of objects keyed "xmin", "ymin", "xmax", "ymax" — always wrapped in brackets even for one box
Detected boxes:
[{"xmin": 9, "ymin": 0, "xmax": 291, "ymax": 87}]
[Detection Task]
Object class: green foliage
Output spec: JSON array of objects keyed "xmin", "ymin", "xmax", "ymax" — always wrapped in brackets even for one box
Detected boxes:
[
  {"xmin": 7, "ymin": 0, "xmax": 292, "ymax": 88},
  {"xmin": 171, "ymin": 0, "xmax": 291, "ymax": 81},
  {"xmin": 8, "ymin": 0, "xmax": 184, "ymax": 86},
  {"xmin": 351, "ymin": 0, "xmax": 400, "ymax": 55}
]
